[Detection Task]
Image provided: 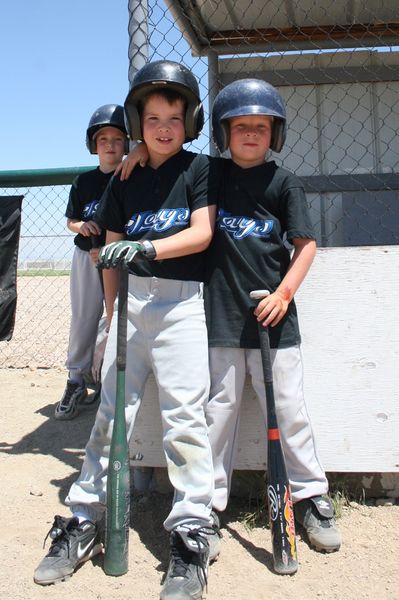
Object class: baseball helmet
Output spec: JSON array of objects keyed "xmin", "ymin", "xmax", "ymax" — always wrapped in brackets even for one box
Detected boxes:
[
  {"xmin": 124, "ymin": 60, "xmax": 204, "ymax": 143},
  {"xmin": 212, "ymin": 79, "xmax": 287, "ymax": 153},
  {"xmin": 86, "ymin": 104, "xmax": 128, "ymax": 154}
]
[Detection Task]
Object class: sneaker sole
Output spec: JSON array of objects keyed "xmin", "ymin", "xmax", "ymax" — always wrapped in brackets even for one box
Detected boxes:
[
  {"xmin": 309, "ymin": 541, "xmax": 341, "ymax": 553},
  {"xmin": 209, "ymin": 546, "xmax": 221, "ymax": 563},
  {"xmin": 34, "ymin": 543, "xmax": 103, "ymax": 585}
]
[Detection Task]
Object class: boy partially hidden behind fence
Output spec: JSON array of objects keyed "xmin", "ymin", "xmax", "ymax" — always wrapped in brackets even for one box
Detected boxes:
[{"xmin": 54, "ymin": 105, "xmax": 128, "ymax": 420}]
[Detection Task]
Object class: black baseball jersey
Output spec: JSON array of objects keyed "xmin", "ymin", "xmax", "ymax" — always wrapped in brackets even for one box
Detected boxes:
[
  {"xmin": 65, "ymin": 167, "xmax": 113, "ymax": 251},
  {"xmin": 205, "ymin": 159, "xmax": 315, "ymax": 349},
  {"xmin": 95, "ymin": 150, "xmax": 219, "ymax": 282}
]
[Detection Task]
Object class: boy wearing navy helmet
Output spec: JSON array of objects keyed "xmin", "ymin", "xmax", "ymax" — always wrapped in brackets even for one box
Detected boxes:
[
  {"xmin": 55, "ymin": 104, "xmax": 129, "ymax": 420},
  {"xmin": 34, "ymin": 62, "xmax": 220, "ymax": 600},
  {"xmin": 206, "ymin": 78, "xmax": 341, "ymax": 554}
]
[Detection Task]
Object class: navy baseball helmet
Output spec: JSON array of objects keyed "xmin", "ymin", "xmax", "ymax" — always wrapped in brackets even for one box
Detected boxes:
[
  {"xmin": 86, "ymin": 104, "xmax": 129, "ymax": 154},
  {"xmin": 212, "ymin": 79, "xmax": 287, "ymax": 153},
  {"xmin": 124, "ymin": 60, "xmax": 204, "ymax": 143}
]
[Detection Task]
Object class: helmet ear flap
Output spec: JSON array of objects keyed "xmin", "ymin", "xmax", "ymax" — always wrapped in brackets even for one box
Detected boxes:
[
  {"xmin": 213, "ymin": 121, "xmax": 230, "ymax": 154},
  {"xmin": 185, "ymin": 103, "xmax": 204, "ymax": 142},
  {"xmin": 271, "ymin": 120, "xmax": 287, "ymax": 153},
  {"xmin": 125, "ymin": 104, "xmax": 142, "ymax": 142}
]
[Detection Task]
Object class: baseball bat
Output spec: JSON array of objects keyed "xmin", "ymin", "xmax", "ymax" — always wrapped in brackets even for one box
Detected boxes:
[
  {"xmin": 250, "ymin": 289, "xmax": 298, "ymax": 575},
  {"xmin": 104, "ymin": 267, "xmax": 130, "ymax": 576}
]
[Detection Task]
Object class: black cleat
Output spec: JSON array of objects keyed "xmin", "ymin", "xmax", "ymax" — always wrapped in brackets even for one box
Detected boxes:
[
  {"xmin": 160, "ymin": 525, "xmax": 210, "ymax": 600},
  {"xmin": 295, "ymin": 495, "xmax": 341, "ymax": 552},
  {"xmin": 34, "ymin": 515, "xmax": 102, "ymax": 585},
  {"xmin": 54, "ymin": 381, "xmax": 88, "ymax": 420}
]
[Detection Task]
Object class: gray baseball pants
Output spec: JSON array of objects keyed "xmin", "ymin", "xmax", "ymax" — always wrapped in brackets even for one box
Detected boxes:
[
  {"xmin": 206, "ymin": 346, "xmax": 328, "ymax": 511},
  {"xmin": 66, "ymin": 247, "xmax": 104, "ymax": 383},
  {"xmin": 66, "ymin": 274, "xmax": 214, "ymax": 531}
]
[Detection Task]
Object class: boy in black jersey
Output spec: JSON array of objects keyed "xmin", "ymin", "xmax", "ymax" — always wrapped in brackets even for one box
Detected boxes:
[
  {"xmin": 34, "ymin": 62, "xmax": 220, "ymax": 600},
  {"xmin": 55, "ymin": 104, "xmax": 129, "ymax": 420},
  {"xmin": 206, "ymin": 79, "xmax": 341, "ymax": 554}
]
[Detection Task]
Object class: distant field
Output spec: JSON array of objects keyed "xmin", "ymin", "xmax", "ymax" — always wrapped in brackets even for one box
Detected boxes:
[
  {"xmin": 0, "ymin": 275, "xmax": 70, "ymax": 368},
  {"xmin": 17, "ymin": 270, "xmax": 71, "ymax": 277}
]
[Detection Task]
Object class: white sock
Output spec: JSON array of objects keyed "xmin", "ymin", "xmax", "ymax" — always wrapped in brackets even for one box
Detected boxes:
[{"xmin": 73, "ymin": 512, "xmax": 93, "ymax": 524}]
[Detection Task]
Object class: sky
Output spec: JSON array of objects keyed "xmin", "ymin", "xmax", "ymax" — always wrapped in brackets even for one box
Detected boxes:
[
  {"xmin": 0, "ymin": 0, "xmax": 211, "ymax": 263},
  {"xmin": 0, "ymin": 1, "xmax": 135, "ymax": 171},
  {"xmin": 0, "ymin": 0, "xmax": 213, "ymax": 173}
]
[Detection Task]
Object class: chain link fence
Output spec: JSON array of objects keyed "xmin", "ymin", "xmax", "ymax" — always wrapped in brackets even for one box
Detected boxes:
[{"xmin": 1, "ymin": 0, "xmax": 398, "ymax": 368}]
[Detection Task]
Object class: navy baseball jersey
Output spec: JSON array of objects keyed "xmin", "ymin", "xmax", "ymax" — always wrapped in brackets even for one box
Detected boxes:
[
  {"xmin": 205, "ymin": 159, "xmax": 316, "ymax": 349},
  {"xmin": 96, "ymin": 150, "xmax": 220, "ymax": 282},
  {"xmin": 65, "ymin": 167, "xmax": 113, "ymax": 251}
]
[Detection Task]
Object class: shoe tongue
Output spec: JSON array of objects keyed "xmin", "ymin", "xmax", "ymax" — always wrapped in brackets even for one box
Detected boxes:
[
  {"xmin": 177, "ymin": 530, "xmax": 207, "ymax": 554},
  {"xmin": 310, "ymin": 496, "xmax": 334, "ymax": 519}
]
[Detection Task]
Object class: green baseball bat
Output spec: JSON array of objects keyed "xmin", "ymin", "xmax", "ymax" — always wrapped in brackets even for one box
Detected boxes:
[{"xmin": 104, "ymin": 267, "xmax": 130, "ymax": 576}]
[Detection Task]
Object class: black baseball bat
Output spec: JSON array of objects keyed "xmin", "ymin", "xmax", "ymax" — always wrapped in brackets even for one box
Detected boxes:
[
  {"xmin": 104, "ymin": 267, "xmax": 130, "ymax": 576},
  {"xmin": 250, "ymin": 290, "xmax": 298, "ymax": 575}
]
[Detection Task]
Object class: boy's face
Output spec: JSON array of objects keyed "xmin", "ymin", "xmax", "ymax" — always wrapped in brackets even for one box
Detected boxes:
[
  {"xmin": 95, "ymin": 126, "xmax": 126, "ymax": 172},
  {"xmin": 142, "ymin": 94, "xmax": 185, "ymax": 168},
  {"xmin": 228, "ymin": 115, "xmax": 273, "ymax": 169}
]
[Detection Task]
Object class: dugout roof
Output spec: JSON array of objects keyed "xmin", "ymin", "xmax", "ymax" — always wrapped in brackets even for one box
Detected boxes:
[{"xmin": 165, "ymin": 0, "xmax": 399, "ymax": 55}]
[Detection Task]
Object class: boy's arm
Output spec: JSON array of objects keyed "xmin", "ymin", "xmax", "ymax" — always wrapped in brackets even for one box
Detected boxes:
[
  {"xmin": 102, "ymin": 230, "xmax": 124, "ymax": 325},
  {"xmin": 150, "ymin": 205, "xmax": 217, "ymax": 259},
  {"xmin": 99, "ymin": 205, "xmax": 216, "ymax": 270},
  {"xmin": 254, "ymin": 238, "xmax": 316, "ymax": 328}
]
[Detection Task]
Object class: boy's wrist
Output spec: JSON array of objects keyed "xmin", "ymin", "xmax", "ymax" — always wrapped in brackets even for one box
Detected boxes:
[{"xmin": 140, "ymin": 240, "xmax": 157, "ymax": 260}]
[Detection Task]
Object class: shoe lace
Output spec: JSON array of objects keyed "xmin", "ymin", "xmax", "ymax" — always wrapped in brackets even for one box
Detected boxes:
[
  {"xmin": 60, "ymin": 382, "xmax": 79, "ymax": 407},
  {"xmin": 170, "ymin": 526, "xmax": 215, "ymax": 589},
  {"xmin": 43, "ymin": 516, "xmax": 79, "ymax": 557},
  {"xmin": 318, "ymin": 516, "xmax": 334, "ymax": 529}
]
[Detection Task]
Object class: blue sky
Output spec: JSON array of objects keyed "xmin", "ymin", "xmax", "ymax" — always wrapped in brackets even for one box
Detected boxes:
[
  {"xmin": 0, "ymin": 1, "xmax": 132, "ymax": 171},
  {"xmin": 0, "ymin": 0, "xmax": 212, "ymax": 173}
]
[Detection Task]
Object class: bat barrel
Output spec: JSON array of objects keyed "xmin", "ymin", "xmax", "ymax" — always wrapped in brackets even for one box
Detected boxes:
[
  {"xmin": 250, "ymin": 289, "xmax": 298, "ymax": 575},
  {"xmin": 104, "ymin": 267, "xmax": 130, "ymax": 576}
]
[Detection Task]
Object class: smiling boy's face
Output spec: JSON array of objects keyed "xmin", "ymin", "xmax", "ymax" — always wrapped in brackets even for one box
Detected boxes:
[
  {"xmin": 228, "ymin": 114, "xmax": 273, "ymax": 169},
  {"xmin": 142, "ymin": 94, "xmax": 186, "ymax": 169},
  {"xmin": 95, "ymin": 127, "xmax": 126, "ymax": 172}
]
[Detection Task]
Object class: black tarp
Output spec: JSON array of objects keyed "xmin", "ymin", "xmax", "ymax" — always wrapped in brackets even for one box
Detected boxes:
[{"xmin": 0, "ymin": 195, "xmax": 23, "ymax": 341}]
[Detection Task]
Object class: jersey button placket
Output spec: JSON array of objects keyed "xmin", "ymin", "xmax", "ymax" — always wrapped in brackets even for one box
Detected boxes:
[{"xmin": 151, "ymin": 277, "xmax": 159, "ymax": 297}]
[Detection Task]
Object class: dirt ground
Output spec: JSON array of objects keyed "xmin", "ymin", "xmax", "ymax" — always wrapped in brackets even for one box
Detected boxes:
[{"xmin": 1, "ymin": 367, "xmax": 398, "ymax": 600}]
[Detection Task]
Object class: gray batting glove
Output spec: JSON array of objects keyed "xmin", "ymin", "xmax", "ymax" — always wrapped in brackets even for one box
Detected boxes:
[{"xmin": 98, "ymin": 241, "xmax": 144, "ymax": 269}]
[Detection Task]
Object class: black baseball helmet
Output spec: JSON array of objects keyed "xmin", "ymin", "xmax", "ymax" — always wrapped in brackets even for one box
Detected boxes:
[
  {"xmin": 86, "ymin": 104, "xmax": 129, "ymax": 154},
  {"xmin": 124, "ymin": 60, "xmax": 204, "ymax": 143},
  {"xmin": 212, "ymin": 79, "xmax": 287, "ymax": 153}
]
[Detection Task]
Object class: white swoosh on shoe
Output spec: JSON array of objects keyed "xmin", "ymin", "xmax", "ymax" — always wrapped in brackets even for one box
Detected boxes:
[{"xmin": 77, "ymin": 539, "xmax": 94, "ymax": 560}]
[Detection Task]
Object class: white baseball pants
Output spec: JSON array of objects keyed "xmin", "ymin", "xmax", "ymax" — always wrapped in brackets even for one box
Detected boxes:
[
  {"xmin": 206, "ymin": 346, "xmax": 328, "ymax": 511},
  {"xmin": 66, "ymin": 274, "xmax": 214, "ymax": 531}
]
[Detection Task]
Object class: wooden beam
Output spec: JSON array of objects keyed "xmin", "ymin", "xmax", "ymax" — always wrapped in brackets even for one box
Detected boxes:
[{"xmin": 208, "ymin": 23, "xmax": 399, "ymax": 47}]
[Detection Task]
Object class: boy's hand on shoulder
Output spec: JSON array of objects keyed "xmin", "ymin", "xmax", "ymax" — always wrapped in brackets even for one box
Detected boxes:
[
  {"xmin": 115, "ymin": 143, "xmax": 149, "ymax": 181},
  {"xmin": 254, "ymin": 287, "xmax": 291, "ymax": 328}
]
